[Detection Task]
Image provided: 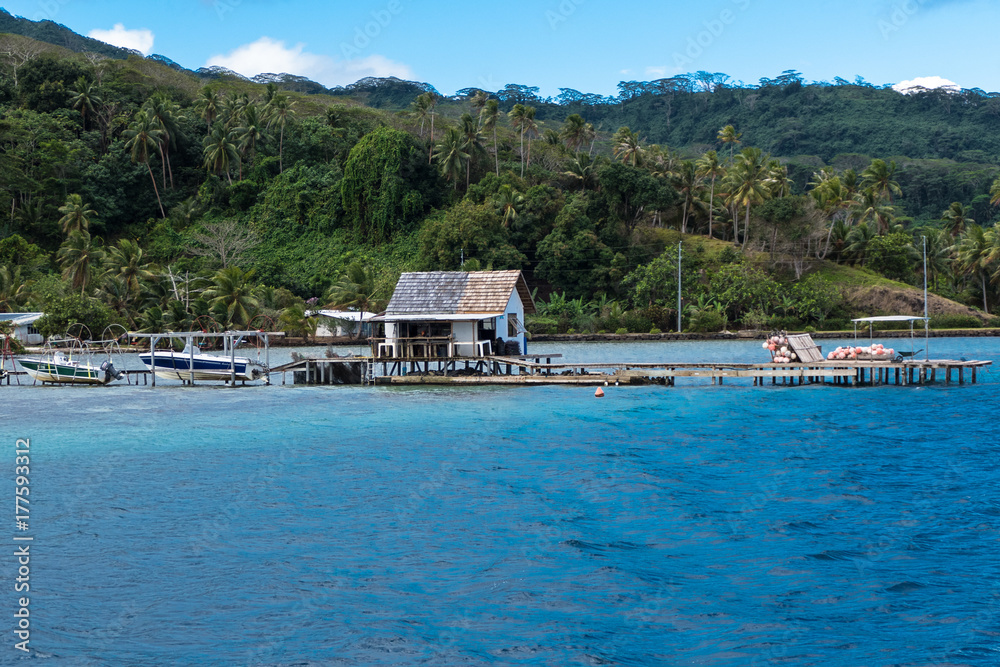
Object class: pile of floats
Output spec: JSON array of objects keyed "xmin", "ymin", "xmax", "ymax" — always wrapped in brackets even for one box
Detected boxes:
[
  {"xmin": 762, "ymin": 333, "xmax": 797, "ymax": 363},
  {"xmin": 825, "ymin": 343, "xmax": 895, "ymax": 361}
]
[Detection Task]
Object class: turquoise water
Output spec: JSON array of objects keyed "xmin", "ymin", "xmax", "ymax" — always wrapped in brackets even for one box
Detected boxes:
[{"xmin": 2, "ymin": 339, "xmax": 999, "ymax": 665}]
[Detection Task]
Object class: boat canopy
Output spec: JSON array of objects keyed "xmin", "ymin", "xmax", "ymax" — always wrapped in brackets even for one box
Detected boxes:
[{"xmin": 851, "ymin": 316, "xmax": 929, "ymax": 323}]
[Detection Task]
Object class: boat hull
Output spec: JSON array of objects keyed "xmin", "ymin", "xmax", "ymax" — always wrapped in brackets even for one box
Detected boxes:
[
  {"xmin": 18, "ymin": 359, "xmax": 111, "ymax": 385},
  {"xmin": 139, "ymin": 352, "xmax": 265, "ymax": 382}
]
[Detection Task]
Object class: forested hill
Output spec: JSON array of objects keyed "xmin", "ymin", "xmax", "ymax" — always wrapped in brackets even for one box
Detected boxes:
[{"xmin": 0, "ymin": 8, "xmax": 138, "ymax": 60}]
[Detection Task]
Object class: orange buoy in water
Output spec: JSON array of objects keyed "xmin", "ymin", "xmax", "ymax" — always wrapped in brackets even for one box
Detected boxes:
[{"xmin": 595, "ymin": 387, "xmax": 605, "ymax": 398}]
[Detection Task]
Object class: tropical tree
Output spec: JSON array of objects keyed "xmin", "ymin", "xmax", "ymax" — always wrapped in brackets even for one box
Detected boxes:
[
  {"xmin": 726, "ymin": 147, "xmax": 770, "ymax": 248},
  {"xmin": 0, "ymin": 266, "xmax": 31, "ymax": 313},
  {"xmin": 481, "ymin": 98, "xmax": 501, "ymax": 175},
  {"xmin": 695, "ymin": 150, "xmax": 725, "ymax": 238},
  {"xmin": 561, "ymin": 113, "xmax": 588, "ymax": 153},
  {"xmin": 123, "ymin": 110, "xmax": 166, "ymax": 218},
  {"xmin": 434, "ymin": 127, "xmax": 469, "ymax": 189},
  {"xmin": 58, "ymin": 230, "xmax": 105, "ymax": 296},
  {"xmin": 855, "ymin": 187, "xmax": 895, "ymax": 233},
  {"xmin": 278, "ymin": 303, "xmax": 318, "ymax": 343},
  {"xmin": 508, "ymin": 103, "xmax": 530, "ymax": 177},
  {"xmin": 459, "ymin": 113, "xmax": 485, "ymax": 189},
  {"xmin": 266, "ymin": 93, "xmax": 295, "ymax": 173},
  {"xmin": 203, "ymin": 266, "xmax": 259, "ymax": 327},
  {"xmin": 495, "ymin": 185, "xmax": 524, "ymax": 228},
  {"xmin": 324, "ymin": 262, "xmax": 386, "ymax": 316},
  {"xmin": 105, "ymin": 239, "xmax": 155, "ymax": 302},
  {"xmin": 68, "ymin": 76, "xmax": 101, "ymax": 131},
  {"xmin": 563, "ymin": 152, "xmax": 597, "ymax": 191},
  {"xmin": 612, "ymin": 126, "xmax": 643, "ymax": 167},
  {"xmin": 411, "ymin": 92, "xmax": 431, "ymax": 137},
  {"xmin": 952, "ymin": 225, "xmax": 993, "ymax": 313},
  {"xmin": 522, "ymin": 106, "xmax": 538, "ymax": 171},
  {"xmin": 718, "ymin": 124, "xmax": 742, "ymax": 163},
  {"xmin": 145, "ymin": 94, "xmax": 181, "ymax": 189},
  {"xmin": 57, "ymin": 194, "xmax": 97, "ymax": 235},
  {"xmin": 202, "ymin": 124, "xmax": 239, "ymax": 184},
  {"xmin": 470, "ymin": 90, "xmax": 489, "ymax": 118},
  {"xmin": 844, "ymin": 221, "xmax": 879, "ymax": 266},
  {"xmin": 234, "ymin": 103, "xmax": 266, "ymax": 178},
  {"xmin": 941, "ymin": 201, "xmax": 973, "ymax": 238},
  {"xmin": 674, "ymin": 160, "xmax": 702, "ymax": 234},
  {"xmin": 861, "ymin": 158, "xmax": 902, "ymax": 203},
  {"xmin": 195, "ymin": 86, "xmax": 221, "ymax": 132}
]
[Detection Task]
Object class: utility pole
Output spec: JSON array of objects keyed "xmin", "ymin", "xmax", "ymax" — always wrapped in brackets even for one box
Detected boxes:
[
  {"xmin": 923, "ymin": 235, "xmax": 929, "ymax": 361},
  {"xmin": 677, "ymin": 241, "xmax": 682, "ymax": 333}
]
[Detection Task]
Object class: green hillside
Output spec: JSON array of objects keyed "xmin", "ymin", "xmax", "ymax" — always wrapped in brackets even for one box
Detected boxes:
[{"xmin": 2, "ymin": 14, "xmax": 1000, "ymax": 340}]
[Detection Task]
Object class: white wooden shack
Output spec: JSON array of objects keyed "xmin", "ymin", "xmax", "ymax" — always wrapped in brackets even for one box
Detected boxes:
[
  {"xmin": 372, "ymin": 270, "xmax": 535, "ymax": 358},
  {"xmin": 0, "ymin": 312, "xmax": 44, "ymax": 345}
]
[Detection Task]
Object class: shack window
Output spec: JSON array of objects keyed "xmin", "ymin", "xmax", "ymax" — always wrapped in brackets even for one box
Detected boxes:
[{"xmin": 507, "ymin": 313, "xmax": 517, "ymax": 337}]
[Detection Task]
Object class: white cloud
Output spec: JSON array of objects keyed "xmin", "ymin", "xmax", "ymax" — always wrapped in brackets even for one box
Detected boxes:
[
  {"xmin": 620, "ymin": 69, "xmax": 633, "ymax": 76},
  {"xmin": 206, "ymin": 37, "xmax": 413, "ymax": 87},
  {"xmin": 645, "ymin": 66, "xmax": 668, "ymax": 78},
  {"xmin": 88, "ymin": 24, "xmax": 154, "ymax": 55},
  {"xmin": 893, "ymin": 75, "xmax": 960, "ymax": 94}
]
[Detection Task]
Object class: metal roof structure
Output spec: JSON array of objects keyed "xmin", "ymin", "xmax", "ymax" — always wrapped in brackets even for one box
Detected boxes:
[{"xmin": 383, "ymin": 270, "xmax": 535, "ymax": 317}]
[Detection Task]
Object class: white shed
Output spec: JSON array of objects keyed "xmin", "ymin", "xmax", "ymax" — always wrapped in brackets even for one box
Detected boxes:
[
  {"xmin": 372, "ymin": 270, "xmax": 535, "ymax": 358},
  {"xmin": 0, "ymin": 312, "xmax": 44, "ymax": 345}
]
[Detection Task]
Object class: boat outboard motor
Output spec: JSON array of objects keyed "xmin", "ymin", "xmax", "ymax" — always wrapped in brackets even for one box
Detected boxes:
[{"xmin": 100, "ymin": 360, "xmax": 124, "ymax": 382}]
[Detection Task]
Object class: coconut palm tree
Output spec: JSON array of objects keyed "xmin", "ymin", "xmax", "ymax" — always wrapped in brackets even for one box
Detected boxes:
[
  {"xmin": 434, "ymin": 127, "xmax": 469, "ymax": 190},
  {"xmin": 717, "ymin": 124, "xmax": 742, "ymax": 163},
  {"xmin": 854, "ymin": 187, "xmax": 895, "ymax": 233},
  {"xmin": 411, "ymin": 92, "xmax": 431, "ymax": 137},
  {"xmin": 105, "ymin": 239, "xmax": 155, "ymax": 302},
  {"xmin": 726, "ymin": 147, "xmax": 770, "ymax": 249},
  {"xmin": 324, "ymin": 262, "xmax": 386, "ymax": 316},
  {"xmin": 844, "ymin": 221, "xmax": 878, "ymax": 267},
  {"xmin": 195, "ymin": 86, "xmax": 221, "ymax": 133},
  {"xmin": 234, "ymin": 103, "xmax": 266, "ymax": 179},
  {"xmin": 563, "ymin": 152, "xmax": 597, "ymax": 191},
  {"xmin": 426, "ymin": 92, "xmax": 439, "ymax": 164},
  {"xmin": 508, "ymin": 104, "xmax": 530, "ymax": 177},
  {"xmin": 0, "ymin": 266, "xmax": 31, "ymax": 313},
  {"xmin": 202, "ymin": 124, "xmax": 239, "ymax": 184},
  {"xmin": 561, "ymin": 113, "xmax": 587, "ymax": 153},
  {"xmin": 695, "ymin": 150, "xmax": 725, "ymax": 238},
  {"xmin": 522, "ymin": 106, "xmax": 538, "ymax": 172},
  {"xmin": 145, "ymin": 94, "xmax": 181, "ymax": 189},
  {"xmin": 58, "ymin": 230, "xmax": 105, "ymax": 296},
  {"xmin": 941, "ymin": 201, "xmax": 973, "ymax": 238},
  {"xmin": 57, "ymin": 194, "xmax": 97, "ymax": 235},
  {"xmin": 470, "ymin": 90, "xmax": 489, "ymax": 119},
  {"xmin": 203, "ymin": 266, "xmax": 259, "ymax": 327},
  {"xmin": 266, "ymin": 93, "xmax": 295, "ymax": 173},
  {"xmin": 278, "ymin": 303, "xmax": 318, "ymax": 343},
  {"xmin": 495, "ymin": 185, "xmax": 524, "ymax": 228},
  {"xmin": 460, "ymin": 113, "xmax": 485, "ymax": 189},
  {"xmin": 68, "ymin": 76, "xmax": 101, "ymax": 131},
  {"xmin": 675, "ymin": 160, "xmax": 702, "ymax": 234},
  {"xmin": 612, "ymin": 126, "xmax": 643, "ymax": 167},
  {"xmin": 952, "ymin": 224, "xmax": 993, "ymax": 314},
  {"xmin": 861, "ymin": 158, "xmax": 902, "ymax": 203},
  {"xmin": 123, "ymin": 110, "xmax": 166, "ymax": 218},
  {"xmin": 481, "ymin": 98, "xmax": 501, "ymax": 176}
]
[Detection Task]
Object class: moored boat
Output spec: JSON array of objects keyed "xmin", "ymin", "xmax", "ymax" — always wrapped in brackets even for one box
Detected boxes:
[
  {"xmin": 139, "ymin": 342, "xmax": 265, "ymax": 382},
  {"xmin": 18, "ymin": 351, "xmax": 124, "ymax": 385}
]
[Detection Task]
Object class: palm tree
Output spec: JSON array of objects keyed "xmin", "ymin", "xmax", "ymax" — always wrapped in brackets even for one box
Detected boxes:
[
  {"xmin": 522, "ymin": 106, "xmax": 538, "ymax": 173},
  {"xmin": 324, "ymin": 262, "xmax": 386, "ymax": 317},
  {"xmin": 202, "ymin": 124, "xmax": 239, "ymax": 184},
  {"xmin": 460, "ymin": 113, "xmax": 484, "ymax": 189},
  {"xmin": 58, "ymin": 230, "xmax": 105, "ymax": 296},
  {"xmin": 411, "ymin": 92, "xmax": 431, "ymax": 137},
  {"xmin": 675, "ymin": 160, "xmax": 702, "ymax": 234},
  {"xmin": 68, "ymin": 76, "xmax": 101, "ymax": 131},
  {"xmin": 726, "ymin": 147, "xmax": 770, "ymax": 249},
  {"xmin": 695, "ymin": 150, "xmax": 725, "ymax": 238},
  {"xmin": 508, "ymin": 104, "xmax": 529, "ymax": 177},
  {"xmin": 861, "ymin": 159, "xmax": 902, "ymax": 203},
  {"xmin": 563, "ymin": 152, "xmax": 596, "ymax": 191},
  {"xmin": 561, "ymin": 113, "xmax": 588, "ymax": 153},
  {"xmin": 99, "ymin": 275, "xmax": 135, "ymax": 326},
  {"xmin": 952, "ymin": 224, "xmax": 993, "ymax": 314},
  {"xmin": 854, "ymin": 187, "xmax": 895, "ymax": 233},
  {"xmin": 278, "ymin": 303, "xmax": 318, "ymax": 343},
  {"xmin": 495, "ymin": 185, "xmax": 524, "ymax": 228},
  {"xmin": 266, "ymin": 93, "xmax": 295, "ymax": 173},
  {"xmin": 0, "ymin": 266, "xmax": 31, "ymax": 313},
  {"xmin": 844, "ymin": 221, "xmax": 878, "ymax": 266},
  {"xmin": 203, "ymin": 266, "xmax": 259, "ymax": 327},
  {"xmin": 717, "ymin": 125, "xmax": 742, "ymax": 163},
  {"xmin": 612, "ymin": 126, "xmax": 643, "ymax": 166},
  {"xmin": 942, "ymin": 201, "xmax": 973, "ymax": 238},
  {"xmin": 426, "ymin": 92, "xmax": 439, "ymax": 164},
  {"xmin": 433, "ymin": 127, "xmax": 469, "ymax": 190},
  {"xmin": 106, "ymin": 239, "xmax": 155, "ymax": 302},
  {"xmin": 195, "ymin": 86, "xmax": 221, "ymax": 133},
  {"xmin": 123, "ymin": 110, "xmax": 166, "ymax": 218},
  {"xmin": 57, "ymin": 194, "xmax": 97, "ymax": 235},
  {"xmin": 481, "ymin": 99, "xmax": 501, "ymax": 176},
  {"xmin": 145, "ymin": 94, "xmax": 181, "ymax": 189},
  {"xmin": 234, "ymin": 103, "xmax": 266, "ymax": 179},
  {"xmin": 470, "ymin": 90, "xmax": 489, "ymax": 119}
]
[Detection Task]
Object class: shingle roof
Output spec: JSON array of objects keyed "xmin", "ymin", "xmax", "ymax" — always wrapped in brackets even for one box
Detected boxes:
[{"xmin": 385, "ymin": 270, "xmax": 535, "ymax": 316}]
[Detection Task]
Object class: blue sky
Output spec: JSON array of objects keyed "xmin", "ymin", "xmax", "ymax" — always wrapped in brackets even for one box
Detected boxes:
[{"xmin": 1, "ymin": 0, "xmax": 994, "ymax": 96}]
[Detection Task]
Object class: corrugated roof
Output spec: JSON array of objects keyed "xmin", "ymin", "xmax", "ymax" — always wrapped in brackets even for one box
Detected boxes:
[{"xmin": 385, "ymin": 271, "xmax": 535, "ymax": 316}]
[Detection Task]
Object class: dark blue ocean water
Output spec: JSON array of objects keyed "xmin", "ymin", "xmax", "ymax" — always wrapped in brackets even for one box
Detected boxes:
[{"xmin": 2, "ymin": 339, "xmax": 1000, "ymax": 665}]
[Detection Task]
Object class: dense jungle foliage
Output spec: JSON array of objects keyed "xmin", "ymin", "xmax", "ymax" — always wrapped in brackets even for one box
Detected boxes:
[{"xmin": 3, "ymin": 11, "xmax": 1000, "ymax": 339}]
